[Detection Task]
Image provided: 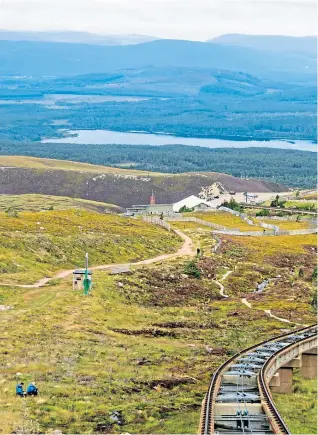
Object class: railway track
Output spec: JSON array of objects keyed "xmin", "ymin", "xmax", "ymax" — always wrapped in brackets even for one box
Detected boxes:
[{"xmin": 199, "ymin": 325, "xmax": 317, "ymax": 435}]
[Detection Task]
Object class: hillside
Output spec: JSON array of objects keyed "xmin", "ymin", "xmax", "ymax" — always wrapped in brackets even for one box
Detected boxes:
[
  {"xmin": 0, "ymin": 39, "xmax": 315, "ymax": 82},
  {"xmin": 0, "ymin": 206, "xmax": 316, "ymax": 433},
  {"xmin": 0, "ymin": 144, "xmax": 316, "ymax": 190},
  {"xmin": 0, "ymin": 157, "xmax": 287, "ymax": 208},
  {"xmin": 0, "ymin": 194, "xmax": 124, "ymax": 214},
  {"xmin": 0, "ymin": 208, "xmax": 180, "ymax": 284}
]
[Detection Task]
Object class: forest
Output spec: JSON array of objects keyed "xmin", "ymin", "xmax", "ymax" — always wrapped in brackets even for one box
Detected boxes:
[
  {"xmin": 0, "ymin": 65, "xmax": 316, "ymax": 143},
  {"xmin": 0, "ymin": 92, "xmax": 316, "ymax": 143},
  {"xmin": 0, "ymin": 142, "xmax": 315, "ymax": 188}
]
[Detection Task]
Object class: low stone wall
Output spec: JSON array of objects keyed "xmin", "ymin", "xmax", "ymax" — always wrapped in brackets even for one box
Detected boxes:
[
  {"xmin": 213, "ymin": 229, "xmax": 275, "ymax": 236},
  {"xmin": 143, "ymin": 216, "xmax": 171, "ymax": 231},
  {"xmin": 167, "ymin": 216, "xmax": 279, "ymax": 235},
  {"xmin": 256, "ymin": 216, "xmax": 317, "ymax": 230},
  {"xmin": 218, "ymin": 206, "xmax": 254, "ymax": 225},
  {"xmin": 281, "ymin": 228, "xmax": 317, "ymax": 235},
  {"xmin": 212, "ymin": 228, "xmax": 317, "ymax": 237},
  {"xmin": 165, "ymin": 214, "xmax": 317, "ymax": 237},
  {"xmin": 166, "ymin": 216, "xmax": 236, "ymax": 231},
  {"xmin": 217, "ymin": 206, "xmax": 280, "ymax": 231},
  {"xmin": 256, "ymin": 216, "xmax": 313, "ymax": 222}
]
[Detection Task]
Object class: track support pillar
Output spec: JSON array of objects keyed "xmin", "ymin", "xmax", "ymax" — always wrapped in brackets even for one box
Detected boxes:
[{"xmin": 270, "ymin": 367, "xmax": 293, "ymax": 394}]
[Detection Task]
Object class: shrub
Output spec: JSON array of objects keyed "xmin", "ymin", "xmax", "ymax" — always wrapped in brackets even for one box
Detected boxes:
[
  {"xmin": 256, "ymin": 209, "xmax": 270, "ymax": 217},
  {"xmin": 220, "ymin": 198, "xmax": 243, "ymax": 213},
  {"xmin": 184, "ymin": 260, "xmax": 201, "ymax": 279},
  {"xmin": 179, "ymin": 205, "xmax": 193, "ymax": 213},
  {"xmin": 270, "ymin": 195, "xmax": 286, "ymax": 208},
  {"xmin": 5, "ymin": 207, "xmax": 19, "ymax": 218}
]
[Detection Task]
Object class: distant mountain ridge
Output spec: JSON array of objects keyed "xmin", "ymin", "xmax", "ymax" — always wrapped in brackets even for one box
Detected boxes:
[
  {"xmin": 0, "ymin": 38, "xmax": 315, "ymax": 83},
  {"xmin": 208, "ymin": 34, "xmax": 317, "ymax": 57},
  {"xmin": 0, "ymin": 30, "xmax": 158, "ymax": 46},
  {"xmin": 1, "ymin": 30, "xmax": 315, "ymax": 53}
]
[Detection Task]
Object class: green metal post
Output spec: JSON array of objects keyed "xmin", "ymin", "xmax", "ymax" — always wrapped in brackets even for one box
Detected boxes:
[{"xmin": 83, "ymin": 252, "xmax": 91, "ymax": 295}]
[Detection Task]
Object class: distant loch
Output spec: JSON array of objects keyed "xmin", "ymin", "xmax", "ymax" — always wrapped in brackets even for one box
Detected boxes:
[{"xmin": 42, "ymin": 129, "xmax": 317, "ymax": 152}]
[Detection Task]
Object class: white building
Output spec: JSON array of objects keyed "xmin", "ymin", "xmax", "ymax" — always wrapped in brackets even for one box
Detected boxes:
[{"xmin": 173, "ymin": 195, "xmax": 211, "ymax": 212}]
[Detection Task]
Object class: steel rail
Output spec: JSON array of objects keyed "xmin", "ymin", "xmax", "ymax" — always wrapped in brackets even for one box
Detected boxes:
[
  {"xmin": 199, "ymin": 324, "xmax": 317, "ymax": 435},
  {"xmin": 258, "ymin": 327, "xmax": 317, "ymax": 434}
]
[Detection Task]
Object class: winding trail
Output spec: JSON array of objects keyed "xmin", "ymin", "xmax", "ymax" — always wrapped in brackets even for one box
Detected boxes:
[
  {"xmin": 263, "ymin": 309, "xmax": 307, "ymax": 326},
  {"xmin": 214, "ymin": 266, "xmax": 307, "ymax": 327},
  {"xmin": 242, "ymin": 297, "xmax": 307, "ymax": 327},
  {"xmin": 215, "ymin": 270, "xmax": 233, "ymax": 298},
  {"xmin": 0, "ymin": 228, "xmax": 195, "ymax": 289}
]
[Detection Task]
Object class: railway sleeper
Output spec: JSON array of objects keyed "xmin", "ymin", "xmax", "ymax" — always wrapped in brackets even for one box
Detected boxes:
[
  {"xmin": 230, "ymin": 363, "xmax": 263, "ymax": 371},
  {"xmin": 216, "ymin": 391, "xmax": 261, "ymax": 403},
  {"xmin": 214, "ymin": 406, "xmax": 272, "ymax": 433},
  {"xmin": 223, "ymin": 371, "xmax": 257, "ymax": 386},
  {"xmin": 219, "ymin": 384, "xmax": 258, "ymax": 393}
]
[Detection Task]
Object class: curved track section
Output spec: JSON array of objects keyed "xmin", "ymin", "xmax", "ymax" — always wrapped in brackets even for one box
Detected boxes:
[{"xmin": 199, "ymin": 325, "xmax": 317, "ymax": 435}]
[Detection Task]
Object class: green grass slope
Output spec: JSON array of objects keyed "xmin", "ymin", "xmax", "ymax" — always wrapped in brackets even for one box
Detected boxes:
[
  {"xmin": 0, "ymin": 261, "xmax": 290, "ymax": 434},
  {"xmin": 0, "ymin": 208, "xmax": 316, "ymax": 433},
  {"xmin": 0, "ymin": 209, "xmax": 180, "ymax": 284}
]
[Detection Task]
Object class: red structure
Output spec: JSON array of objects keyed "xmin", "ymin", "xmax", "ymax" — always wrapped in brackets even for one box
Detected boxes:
[{"xmin": 149, "ymin": 190, "xmax": 156, "ymax": 205}]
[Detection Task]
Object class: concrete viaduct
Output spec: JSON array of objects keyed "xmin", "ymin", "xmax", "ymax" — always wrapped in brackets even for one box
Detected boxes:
[{"xmin": 199, "ymin": 325, "xmax": 317, "ymax": 434}]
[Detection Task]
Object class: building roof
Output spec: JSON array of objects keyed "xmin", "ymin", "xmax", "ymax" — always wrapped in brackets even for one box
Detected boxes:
[
  {"xmin": 148, "ymin": 204, "xmax": 173, "ymax": 207},
  {"xmin": 130, "ymin": 204, "xmax": 173, "ymax": 207},
  {"xmin": 173, "ymin": 195, "xmax": 210, "ymax": 212}
]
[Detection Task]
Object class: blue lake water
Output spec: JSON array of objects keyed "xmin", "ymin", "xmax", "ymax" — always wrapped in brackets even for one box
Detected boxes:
[
  {"xmin": 0, "ymin": 94, "xmax": 151, "ymax": 107},
  {"xmin": 42, "ymin": 129, "xmax": 317, "ymax": 152}
]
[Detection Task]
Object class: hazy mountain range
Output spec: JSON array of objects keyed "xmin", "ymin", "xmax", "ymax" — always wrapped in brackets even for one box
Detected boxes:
[
  {"xmin": 0, "ymin": 30, "xmax": 158, "ymax": 45},
  {"xmin": 0, "ymin": 36, "xmax": 316, "ymax": 83},
  {"xmin": 0, "ymin": 31, "xmax": 316, "ymax": 146},
  {"xmin": 0, "ymin": 30, "xmax": 316, "ymax": 54},
  {"xmin": 208, "ymin": 34, "xmax": 317, "ymax": 57}
]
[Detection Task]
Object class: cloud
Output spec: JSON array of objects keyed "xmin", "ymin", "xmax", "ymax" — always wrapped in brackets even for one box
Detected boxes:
[{"xmin": 0, "ymin": 0, "xmax": 316, "ymax": 40}]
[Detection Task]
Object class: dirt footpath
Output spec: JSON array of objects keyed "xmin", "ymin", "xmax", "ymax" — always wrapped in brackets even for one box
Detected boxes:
[{"xmin": 1, "ymin": 229, "xmax": 195, "ymax": 288}]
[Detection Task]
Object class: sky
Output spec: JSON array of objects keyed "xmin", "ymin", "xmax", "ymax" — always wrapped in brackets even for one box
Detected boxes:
[{"xmin": 0, "ymin": 0, "xmax": 316, "ymax": 41}]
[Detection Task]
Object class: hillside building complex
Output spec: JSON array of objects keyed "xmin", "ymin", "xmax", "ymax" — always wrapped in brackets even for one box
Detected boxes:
[{"xmin": 126, "ymin": 193, "xmax": 211, "ymax": 216}]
